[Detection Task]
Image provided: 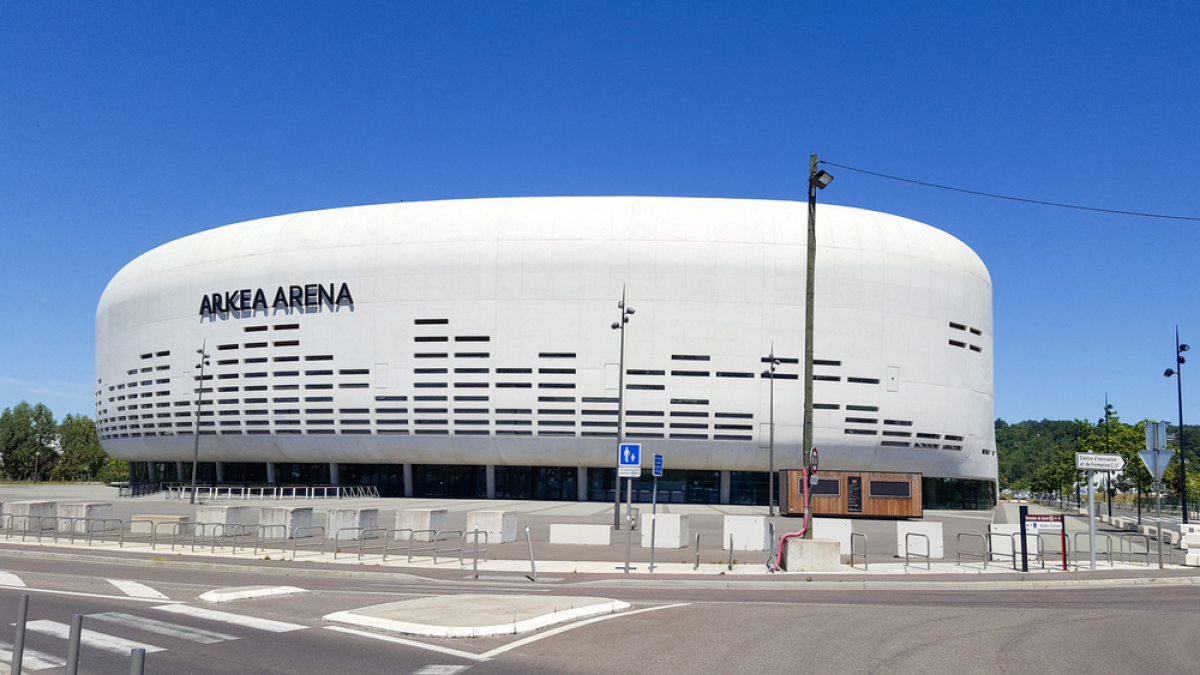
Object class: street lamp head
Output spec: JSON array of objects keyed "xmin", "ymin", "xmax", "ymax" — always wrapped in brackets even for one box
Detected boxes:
[
  {"xmin": 611, "ymin": 322, "xmax": 620, "ymax": 330},
  {"xmin": 810, "ymin": 170, "xmax": 834, "ymax": 189},
  {"xmin": 1105, "ymin": 404, "xmax": 1113, "ymax": 414},
  {"xmin": 1179, "ymin": 356, "xmax": 1187, "ymax": 365},
  {"xmin": 1165, "ymin": 368, "xmax": 1176, "ymax": 377},
  {"xmin": 626, "ymin": 307, "xmax": 635, "ymax": 315},
  {"xmin": 1181, "ymin": 344, "xmax": 1190, "ymax": 353}
]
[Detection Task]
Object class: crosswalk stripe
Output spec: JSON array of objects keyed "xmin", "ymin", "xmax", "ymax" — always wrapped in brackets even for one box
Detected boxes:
[
  {"xmin": 24, "ymin": 620, "xmax": 166, "ymax": 655},
  {"xmin": 0, "ymin": 572, "xmax": 25, "ymax": 587},
  {"xmin": 0, "ymin": 640, "xmax": 66, "ymax": 671},
  {"xmin": 152, "ymin": 604, "xmax": 306, "ymax": 633},
  {"xmin": 89, "ymin": 612, "xmax": 240, "ymax": 645},
  {"xmin": 106, "ymin": 579, "xmax": 168, "ymax": 600}
]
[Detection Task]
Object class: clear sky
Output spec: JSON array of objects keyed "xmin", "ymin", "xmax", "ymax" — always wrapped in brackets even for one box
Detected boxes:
[{"xmin": 2, "ymin": 1, "xmax": 1197, "ymax": 427}]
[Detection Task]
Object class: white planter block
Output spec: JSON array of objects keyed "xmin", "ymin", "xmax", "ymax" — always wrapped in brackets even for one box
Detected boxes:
[
  {"xmin": 812, "ymin": 518, "xmax": 853, "ymax": 555},
  {"xmin": 1181, "ymin": 533, "xmax": 1200, "ymax": 550},
  {"xmin": 466, "ymin": 510, "xmax": 517, "ymax": 544},
  {"xmin": 5, "ymin": 501, "xmax": 56, "ymax": 529},
  {"xmin": 784, "ymin": 538, "xmax": 841, "ymax": 572},
  {"xmin": 723, "ymin": 515, "xmax": 769, "ymax": 551},
  {"xmin": 640, "ymin": 513, "xmax": 689, "ymax": 549},
  {"xmin": 327, "ymin": 509, "xmax": 379, "ymax": 540},
  {"xmin": 195, "ymin": 505, "xmax": 257, "ymax": 527},
  {"xmin": 130, "ymin": 514, "xmax": 189, "ymax": 535},
  {"xmin": 1186, "ymin": 550, "xmax": 1200, "ymax": 567},
  {"xmin": 395, "ymin": 509, "xmax": 448, "ymax": 542},
  {"xmin": 1179, "ymin": 523, "xmax": 1200, "ymax": 537},
  {"xmin": 549, "ymin": 524, "xmax": 611, "ymax": 546},
  {"xmin": 260, "ymin": 507, "xmax": 313, "ymax": 538},
  {"xmin": 897, "ymin": 521, "xmax": 944, "ymax": 560},
  {"xmin": 58, "ymin": 503, "xmax": 115, "ymax": 532}
]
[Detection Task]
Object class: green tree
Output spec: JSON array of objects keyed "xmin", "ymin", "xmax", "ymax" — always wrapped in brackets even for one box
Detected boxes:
[
  {"xmin": 0, "ymin": 401, "xmax": 58, "ymax": 480},
  {"xmin": 53, "ymin": 414, "xmax": 108, "ymax": 480}
]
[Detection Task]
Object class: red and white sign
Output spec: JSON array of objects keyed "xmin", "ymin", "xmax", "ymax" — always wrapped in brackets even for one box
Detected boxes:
[
  {"xmin": 1025, "ymin": 514, "xmax": 1063, "ymax": 532},
  {"xmin": 809, "ymin": 447, "xmax": 819, "ymax": 474}
]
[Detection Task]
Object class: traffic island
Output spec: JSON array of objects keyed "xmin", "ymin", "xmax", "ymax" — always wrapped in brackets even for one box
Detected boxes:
[{"xmin": 323, "ymin": 595, "xmax": 631, "ymax": 638}]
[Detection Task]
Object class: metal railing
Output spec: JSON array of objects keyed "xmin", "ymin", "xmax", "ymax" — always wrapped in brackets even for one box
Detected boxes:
[
  {"xmin": 849, "ymin": 532, "xmax": 868, "ymax": 570},
  {"xmin": 904, "ymin": 532, "xmax": 930, "ymax": 570},
  {"xmin": 1072, "ymin": 531, "xmax": 1115, "ymax": 567},
  {"xmin": 1119, "ymin": 533, "xmax": 1151, "ymax": 566},
  {"xmin": 290, "ymin": 526, "xmax": 327, "ymax": 559},
  {"xmin": 162, "ymin": 483, "xmax": 380, "ymax": 501},
  {"xmin": 955, "ymin": 532, "xmax": 988, "ymax": 569},
  {"xmin": 117, "ymin": 481, "xmax": 163, "ymax": 498}
]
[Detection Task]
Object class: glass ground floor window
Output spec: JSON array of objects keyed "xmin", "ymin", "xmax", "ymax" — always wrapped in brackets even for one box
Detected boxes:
[{"xmin": 922, "ymin": 477, "xmax": 997, "ymax": 510}]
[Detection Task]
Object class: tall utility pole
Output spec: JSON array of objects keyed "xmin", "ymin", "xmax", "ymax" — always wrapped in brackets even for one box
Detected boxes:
[
  {"xmin": 1165, "ymin": 328, "xmax": 1190, "ymax": 523},
  {"xmin": 764, "ymin": 345, "xmax": 780, "ymax": 517},
  {"xmin": 190, "ymin": 340, "xmax": 211, "ymax": 505},
  {"xmin": 611, "ymin": 287, "xmax": 634, "ymax": 529},
  {"xmin": 803, "ymin": 154, "xmax": 833, "ymax": 536},
  {"xmin": 1104, "ymin": 397, "xmax": 1114, "ymax": 520}
]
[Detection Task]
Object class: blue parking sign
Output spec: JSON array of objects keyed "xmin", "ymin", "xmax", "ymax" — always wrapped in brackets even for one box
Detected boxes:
[{"xmin": 653, "ymin": 453, "xmax": 663, "ymax": 477}]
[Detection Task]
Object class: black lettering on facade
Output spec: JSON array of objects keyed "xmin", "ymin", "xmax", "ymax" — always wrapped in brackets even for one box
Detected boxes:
[
  {"xmin": 199, "ymin": 295, "xmax": 212, "ymax": 316},
  {"xmin": 201, "ymin": 283, "xmax": 354, "ymax": 316},
  {"xmin": 304, "ymin": 284, "xmax": 318, "ymax": 307},
  {"xmin": 336, "ymin": 282, "xmax": 353, "ymax": 305},
  {"xmin": 239, "ymin": 289, "xmax": 251, "ymax": 309},
  {"xmin": 273, "ymin": 287, "xmax": 288, "ymax": 309},
  {"xmin": 211, "ymin": 293, "xmax": 225, "ymax": 314},
  {"xmin": 253, "ymin": 288, "xmax": 268, "ymax": 310},
  {"xmin": 317, "ymin": 283, "xmax": 334, "ymax": 307},
  {"xmin": 225, "ymin": 291, "xmax": 239, "ymax": 312},
  {"xmin": 289, "ymin": 285, "xmax": 304, "ymax": 308}
]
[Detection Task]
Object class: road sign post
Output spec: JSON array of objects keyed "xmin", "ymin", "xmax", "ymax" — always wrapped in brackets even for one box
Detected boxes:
[
  {"xmin": 1139, "ymin": 425, "xmax": 1175, "ymax": 570},
  {"xmin": 618, "ymin": 444, "xmax": 642, "ymax": 574},
  {"xmin": 649, "ymin": 454, "xmax": 663, "ymax": 572},
  {"xmin": 1077, "ymin": 453, "xmax": 1126, "ymax": 570},
  {"xmin": 1026, "ymin": 514, "xmax": 1066, "ymax": 570}
]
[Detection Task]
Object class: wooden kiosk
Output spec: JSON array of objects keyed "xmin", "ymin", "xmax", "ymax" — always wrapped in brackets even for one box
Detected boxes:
[{"xmin": 786, "ymin": 469, "xmax": 923, "ymax": 519}]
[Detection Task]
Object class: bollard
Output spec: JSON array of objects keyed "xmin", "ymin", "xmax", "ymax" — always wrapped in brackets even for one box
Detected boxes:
[
  {"xmin": 694, "ymin": 533, "xmax": 700, "ymax": 570},
  {"xmin": 66, "ymin": 614, "xmax": 83, "ymax": 675},
  {"xmin": 472, "ymin": 526, "xmax": 479, "ymax": 581},
  {"xmin": 12, "ymin": 594, "xmax": 29, "ymax": 675},
  {"xmin": 525, "ymin": 525, "xmax": 538, "ymax": 582},
  {"xmin": 130, "ymin": 648, "xmax": 146, "ymax": 675},
  {"xmin": 728, "ymin": 534, "xmax": 734, "ymax": 571}
]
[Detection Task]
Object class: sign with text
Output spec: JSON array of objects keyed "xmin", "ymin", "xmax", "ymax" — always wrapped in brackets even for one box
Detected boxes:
[
  {"xmin": 653, "ymin": 453, "xmax": 663, "ymax": 478},
  {"xmin": 618, "ymin": 443, "xmax": 642, "ymax": 478},
  {"xmin": 1076, "ymin": 453, "xmax": 1125, "ymax": 471},
  {"xmin": 1025, "ymin": 514, "xmax": 1063, "ymax": 533}
]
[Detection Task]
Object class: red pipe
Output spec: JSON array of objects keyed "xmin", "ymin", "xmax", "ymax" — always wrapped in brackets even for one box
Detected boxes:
[{"xmin": 773, "ymin": 466, "xmax": 810, "ymax": 571}]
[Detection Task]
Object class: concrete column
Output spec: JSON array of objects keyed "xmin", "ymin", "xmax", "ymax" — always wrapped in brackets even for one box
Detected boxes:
[
  {"xmin": 577, "ymin": 466, "xmax": 589, "ymax": 502},
  {"xmin": 266, "ymin": 462, "xmax": 277, "ymax": 484},
  {"xmin": 215, "ymin": 462, "xmax": 225, "ymax": 483},
  {"xmin": 403, "ymin": 463, "xmax": 414, "ymax": 497},
  {"xmin": 329, "ymin": 463, "xmax": 340, "ymax": 484},
  {"xmin": 719, "ymin": 470, "xmax": 732, "ymax": 505},
  {"xmin": 486, "ymin": 465, "xmax": 496, "ymax": 499},
  {"xmin": 176, "ymin": 462, "xmax": 185, "ymax": 482},
  {"xmin": 148, "ymin": 463, "xmax": 158, "ymax": 481}
]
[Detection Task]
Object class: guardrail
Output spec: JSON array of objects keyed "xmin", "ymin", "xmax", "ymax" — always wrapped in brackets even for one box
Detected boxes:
[
  {"xmin": 162, "ymin": 484, "xmax": 381, "ymax": 501},
  {"xmin": 117, "ymin": 481, "xmax": 163, "ymax": 498},
  {"xmin": 904, "ymin": 532, "xmax": 930, "ymax": 570}
]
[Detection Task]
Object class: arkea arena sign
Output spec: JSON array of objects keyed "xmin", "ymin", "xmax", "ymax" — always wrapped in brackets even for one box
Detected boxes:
[{"xmin": 199, "ymin": 283, "xmax": 353, "ymax": 316}]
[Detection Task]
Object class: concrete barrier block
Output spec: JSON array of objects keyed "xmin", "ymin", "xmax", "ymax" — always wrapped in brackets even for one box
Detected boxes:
[
  {"xmin": 549, "ymin": 524, "xmax": 611, "ymax": 546},
  {"xmin": 260, "ymin": 507, "xmax": 313, "ymax": 538},
  {"xmin": 813, "ymin": 518, "xmax": 853, "ymax": 555},
  {"xmin": 1160, "ymin": 529, "xmax": 1180, "ymax": 546},
  {"xmin": 395, "ymin": 509, "xmax": 448, "ymax": 542},
  {"xmin": 327, "ymin": 508, "xmax": 379, "ymax": 540},
  {"xmin": 130, "ymin": 514, "xmax": 189, "ymax": 535},
  {"xmin": 784, "ymin": 538, "xmax": 841, "ymax": 572},
  {"xmin": 989, "ymin": 524, "xmax": 1039, "ymax": 561},
  {"xmin": 640, "ymin": 513, "xmax": 689, "ymax": 549},
  {"xmin": 723, "ymin": 515, "xmax": 769, "ymax": 551},
  {"xmin": 57, "ymin": 503, "xmax": 115, "ymax": 532},
  {"xmin": 5, "ymin": 501, "xmax": 56, "ymax": 528},
  {"xmin": 1138, "ymin": 524, "xmax": 1158, "ymax": 537},
  {"xmin": 466, "ymin": 510, "xmax": 518, "ymax": 544},
  {"xmin": 1186, "ymin": 551, "xmax": 1200, "ymax": 567},
  {"xmin": 898, "ymin": 521, "xmax": 944, "ymax": 560},
  {"xmin": 195, "ymin": 505, "xmax": 257, "ymax": 527},
  {"xmin": 1181, "ymin": 533, "xmax": 1200, "ymax": 550},
  {"xmin": 1179, "ymin": 523, "xmax": 1200, "ymax": 537}
]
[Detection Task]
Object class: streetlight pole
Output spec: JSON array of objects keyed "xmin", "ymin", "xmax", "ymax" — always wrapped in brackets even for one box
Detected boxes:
[
  {"xmin": 803, "ymin": 154, "xmax": 833, "ymax": 537},
  {"xmin": 1165, "ymin": 327, "xmax": 1190, "ymax": 524},
  {"xmin": 763, "ymin": 345, "xmax": 780, "ymax": 517},
  {"xmin": 611, "ymin": 287, "xmax": 634, "ymax": 529},
  {"xmin": 1103, "ymin": 398, "xmax": 1113, "ymax": 519},
  {"xmin": 190, "ymin": 340, "xmax": 211, "ymax": 505}
]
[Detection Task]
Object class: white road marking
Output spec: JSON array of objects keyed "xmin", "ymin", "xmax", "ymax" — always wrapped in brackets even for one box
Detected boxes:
[
  {"xmin": 90, "ymin": 612, "xmax": 240, "ymax": 644},
  {"xmin": 152, "ymin": 604, "xmax": 306, "ymax": 632},
  {"xmin": 106, "ymin": 579, "xmax": 169, "ymax": 600},
  {"xmin": 324, "ymin": 627, "xmax": 488, "ymax": 662},
  {"xmin": 413, "ymin": 666, "xmax": 471, "ymax": 675},
  {"xmin": 0, "ymin": 572, "xmax": 26, "ymax": 587},
  {"xmin": 325, "ymin": 602, "xmax": 691, "ymax": 663},
  {"xmin": 24, "ymin": 620, "xmax": 166, "ymax": 655},
  {"xmin": 0, "ymin": 640, "xmax": 66, "ymax": 670}
]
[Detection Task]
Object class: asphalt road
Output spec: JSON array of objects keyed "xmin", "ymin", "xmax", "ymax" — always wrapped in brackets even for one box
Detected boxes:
[{"xmin": 1, "ymin": 553, "xmax": 1198, "ymax": 675}]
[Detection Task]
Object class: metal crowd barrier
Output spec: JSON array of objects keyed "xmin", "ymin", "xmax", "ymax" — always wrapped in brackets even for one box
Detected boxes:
[
  {"xmin": 1119, "ymin": 533, "xmax": 1151, "ymax": 566},
  {"xmin": 1072, "ymin": 531, "xmax": 1115, "ymax": 567},
  {"xmin": 253, "ymin": 524, "xmax": 289, "ymax": 555},
  {"xmin": 162, "ymin": 483, "xmax": 381, "ymax": 501}
]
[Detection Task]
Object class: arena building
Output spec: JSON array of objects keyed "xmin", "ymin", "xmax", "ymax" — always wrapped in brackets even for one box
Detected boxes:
[{"xmin": 95, "ymin": 197, "xmax": 997, "ymax": 508}]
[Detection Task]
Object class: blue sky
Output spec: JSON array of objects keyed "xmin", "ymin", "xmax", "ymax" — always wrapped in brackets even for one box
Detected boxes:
[{"xmin": 2, "ymin": 1, "xmax": 1197, "ymax": 427}]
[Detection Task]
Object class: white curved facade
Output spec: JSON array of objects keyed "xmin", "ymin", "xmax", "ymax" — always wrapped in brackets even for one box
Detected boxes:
[{"xmin": 95, "ymin": 197, "xmax": 996, "ymax": 496}]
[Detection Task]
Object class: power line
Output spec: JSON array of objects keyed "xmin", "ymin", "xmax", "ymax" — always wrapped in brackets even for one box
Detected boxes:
[{"xmin": 821, "ymin": 161, "xmax": 1200, "ymax": 223}]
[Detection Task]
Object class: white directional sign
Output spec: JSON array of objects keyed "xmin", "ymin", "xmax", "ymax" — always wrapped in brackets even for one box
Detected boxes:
[
  {"xmin": 618, "ymin": 443, "xmax": 642, "ymax": 478},
  {"xmin": 1076, "ymin": 453, "xmax": 1125, "ymax": 471}
]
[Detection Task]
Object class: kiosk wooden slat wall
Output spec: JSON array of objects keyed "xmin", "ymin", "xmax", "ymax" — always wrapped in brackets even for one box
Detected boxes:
[{"xmin": 786, "ymin": 470, "xmax": 923, "ymax": 518}]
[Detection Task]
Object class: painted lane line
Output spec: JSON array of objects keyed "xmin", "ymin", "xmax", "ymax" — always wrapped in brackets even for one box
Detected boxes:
[
  {"xmin": 106, "ymin": 579, "xmax": 169, "ymax": 600},
  {"xmin": 414, "ymin": 666, "xmax": 471, "ymax": 674},
  {"xmin": 152, "ymin": 604, "xmax": 307, "ymax": 632},
  {"xmin": 479, "ymin": 602, "xmax": 690, "ymax": 659},
  {"xmin": 0, "ymin": 572, "xmax": 26, "ymax": 587},
  {"xmin": 24, "ymin": 620, "xmax": 166, "ymax": 655},
  {"xmin": 0, "ymin": 584, "xmax": 180, "ymax": 603},
  {"xmin": 324, "ymin": 627, "xmax": 489, "ymax": 663},
  {"xmin": 89, "ymin": 612, "xmax": 240, "ymax": 644},
  {"xmin": 0, "ymin": 640, "xmax": 66, "ymax": 670}
]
